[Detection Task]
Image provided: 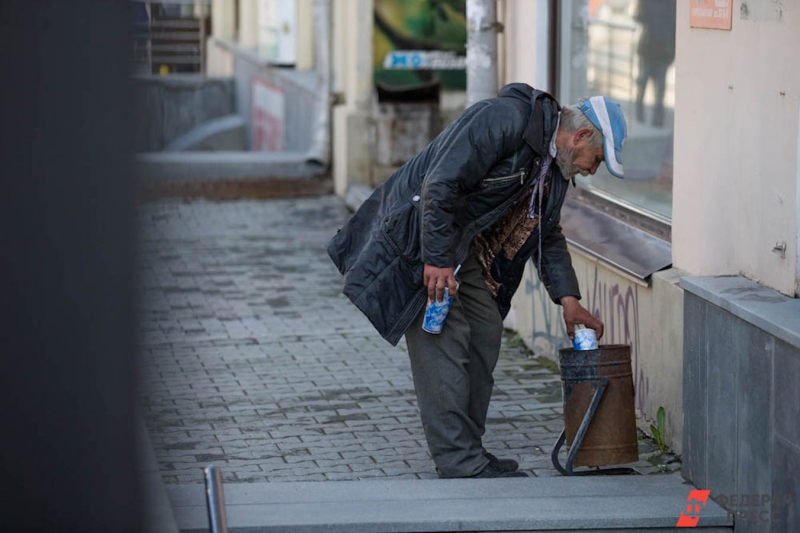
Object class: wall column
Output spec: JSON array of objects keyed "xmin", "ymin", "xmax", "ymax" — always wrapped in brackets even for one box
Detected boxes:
[
  {"xmin": 332, "ymin": 0, "xmax": 374, "ymax": 197},
  {"xmin": 211, "ymin": 0, "xmax": 236, "ymax": 40},
  {"xmin": 239, "ymin": 0, "xmax": 259, "ymax": 49}
]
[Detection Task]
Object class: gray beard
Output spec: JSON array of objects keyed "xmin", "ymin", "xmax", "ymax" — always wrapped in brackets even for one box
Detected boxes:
[{"xmin": 555, "ymin": 145, "xmax": 588, "ymax": 180}]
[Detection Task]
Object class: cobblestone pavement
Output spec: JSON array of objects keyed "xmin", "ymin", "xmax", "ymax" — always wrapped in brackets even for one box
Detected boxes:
[{"xmin": 138, "ymin": 196, "xmax": 678, "ymax": 485}]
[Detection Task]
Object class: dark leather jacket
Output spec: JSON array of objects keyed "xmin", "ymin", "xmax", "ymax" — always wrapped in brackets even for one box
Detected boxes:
[{"xmin": 327, "ymin": 83, "xmax": 581, "ymax": 345}]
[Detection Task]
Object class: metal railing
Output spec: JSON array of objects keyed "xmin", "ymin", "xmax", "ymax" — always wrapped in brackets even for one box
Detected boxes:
[
  {"xmin": 132, "ymin": 11, "xmax": 208, "ymax": 74},
  {"xmin": 204, "ymin": 465, "xmax": 229, "ymax": 533}
]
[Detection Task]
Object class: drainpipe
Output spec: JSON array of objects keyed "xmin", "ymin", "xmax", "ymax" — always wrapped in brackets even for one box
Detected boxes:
[
  {"xmin": 466, "ymin": 0, "xmax": 499, "ymax": 107},
  {"xmin": 306, "ymin": 0, "xmax": 331, "ymax": 168},
  {"xmin": 796, "ymin": 105, "xmax": 800, "ymax": 296}
]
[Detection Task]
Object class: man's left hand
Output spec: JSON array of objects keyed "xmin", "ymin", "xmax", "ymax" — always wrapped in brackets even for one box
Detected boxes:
[{"xmin": 560, "ymin": 296, "xmax": 604, "ymax": 340}]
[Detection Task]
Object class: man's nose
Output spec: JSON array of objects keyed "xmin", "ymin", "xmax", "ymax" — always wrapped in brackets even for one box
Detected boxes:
[{"xmin": 589, "ymin": 162, "xmax": 600, "ymax": 175}]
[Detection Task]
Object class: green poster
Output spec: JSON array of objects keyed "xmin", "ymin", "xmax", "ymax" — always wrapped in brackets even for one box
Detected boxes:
[{"xmin": 374, "ymin": 0, "xmax": 467, "ymax": 90}]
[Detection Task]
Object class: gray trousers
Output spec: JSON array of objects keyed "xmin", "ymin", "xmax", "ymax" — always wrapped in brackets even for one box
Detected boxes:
[{"xmin": 404, "ymin": 253, "xmax": 504, "ymax": 477}]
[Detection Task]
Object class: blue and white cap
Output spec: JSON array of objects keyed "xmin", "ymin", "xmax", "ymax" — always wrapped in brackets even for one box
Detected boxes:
[{"xmin": 578, "ymin": 96, "xmax": 627, "ymax": 178}]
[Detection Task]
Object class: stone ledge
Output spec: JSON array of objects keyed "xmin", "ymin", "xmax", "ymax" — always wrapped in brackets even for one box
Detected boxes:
[
  {"xmin": 136, "ymin": 151, "xmax": 327, "ymax": 182},
  {"xmin": 679, "ymin": 275, "xmax": 800, "ymax": 349},
  {"xmin": 167, "ymin": 473, "xmax": 731, "ymax": 532}
]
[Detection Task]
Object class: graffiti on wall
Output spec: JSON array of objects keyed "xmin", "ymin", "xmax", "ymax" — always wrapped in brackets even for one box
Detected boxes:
[
  {"xmin": 373, "ymin": 0, "xmax": 467, "ymax": 90},
  {"xmin": 524, "ymin": 259, "xmax": 649, "ymax": 411}
]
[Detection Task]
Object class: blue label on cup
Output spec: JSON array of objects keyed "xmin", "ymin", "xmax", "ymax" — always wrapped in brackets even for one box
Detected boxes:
[
  {"xmin": 573, "ymin": 328, "xmax": 598, "ymax": 350},
  {"xmin": 422, "ymin": 288, "xmax": 454, "ymax": 334}
]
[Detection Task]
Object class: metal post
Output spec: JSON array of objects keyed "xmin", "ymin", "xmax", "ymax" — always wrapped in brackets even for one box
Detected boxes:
[
  {"xmin": 466, "ymin": 0, "xmax": 498, "ymax": 107},
  {"xmin": 204, "ymin": 465, "xmax": 229, "ymax": 533}
]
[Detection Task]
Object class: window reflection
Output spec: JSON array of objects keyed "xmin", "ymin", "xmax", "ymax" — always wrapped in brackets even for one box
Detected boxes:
[{"xmin": 561, "ymin": 0, "xmax": 675, "ymax": 221}]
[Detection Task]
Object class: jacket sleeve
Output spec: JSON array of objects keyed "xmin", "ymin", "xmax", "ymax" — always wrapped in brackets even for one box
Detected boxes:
[
  {"xmin": 539, "ymin": 212, "xmax": 581, "ymax": 304},
  {"xmin": 420, "ymin": 102, "xmax": 526, "ymax": 267}
]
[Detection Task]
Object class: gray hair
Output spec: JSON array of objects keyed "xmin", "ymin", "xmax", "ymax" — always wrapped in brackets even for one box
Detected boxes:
[{"xmin": 560, "ymin": 101, "xmax": 603, "ymax": 148}]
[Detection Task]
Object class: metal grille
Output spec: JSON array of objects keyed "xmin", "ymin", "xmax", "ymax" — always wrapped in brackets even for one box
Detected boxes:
[{"xmin": 132, "ymin": 2, "xmax": 210, "ymax": 75}]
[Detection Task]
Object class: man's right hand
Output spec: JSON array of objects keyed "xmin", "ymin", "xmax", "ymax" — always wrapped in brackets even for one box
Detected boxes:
[{"xmin": 424, "ymin": 264, "xmax": 458, "ymax": 303}]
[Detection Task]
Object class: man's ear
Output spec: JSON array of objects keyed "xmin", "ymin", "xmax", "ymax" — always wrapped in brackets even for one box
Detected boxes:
[{"xmin": 573, "ymin": 128, "xmax": 592, "ymax": 146}]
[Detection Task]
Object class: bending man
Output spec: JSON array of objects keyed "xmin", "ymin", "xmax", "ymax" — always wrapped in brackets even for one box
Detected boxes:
[{"xmin": 328, "ymin": 83, "xmax": 627, "ymax": 478}]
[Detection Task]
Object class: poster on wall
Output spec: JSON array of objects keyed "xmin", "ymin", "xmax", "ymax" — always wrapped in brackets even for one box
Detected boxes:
[
  {"xmin": 258, "ymin": 0, "xmax": 296, "ymax": 64},
  {"xmin": 252, "ymin": 78, "xmax": 285, "ymax": 152},
  {"xmin": 373, "ymin": 0, "xmax": 467, "ymax": 90},
  {"xmin": 689, "ymin": 0, "xmax": 732, "ymax": 30}
]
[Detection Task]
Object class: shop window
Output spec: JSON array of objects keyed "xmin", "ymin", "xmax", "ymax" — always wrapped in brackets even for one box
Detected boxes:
[{"xmin": 559, "ymin": 0, "xmax": 675, "ymax": 221}]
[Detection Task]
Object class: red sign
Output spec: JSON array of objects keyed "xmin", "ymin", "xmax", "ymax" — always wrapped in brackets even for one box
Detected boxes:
[
  {"xmin": 690, "ymin": 0, "xmax": 733, "ymax": 30},
  {"xmin": 251, "ymin": 78, "xmax": 285, "ymax": 152}
]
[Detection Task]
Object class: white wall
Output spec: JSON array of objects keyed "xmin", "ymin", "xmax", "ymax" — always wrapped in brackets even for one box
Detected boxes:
[
  {"xmin": 239, "ymin": 0, "xmax": 259, "ymax": 49},
  {"xmin": 500, "ymin": 0, "xmax": 550, "ymax": 90},
  {"xmin": 295, "ymin": 0, "xmax": 314, "ymax": 70},
  {"xmin": 211, "ymin": 0, "xmax": 236, "ymax": 40},
  {"xmin": 672, "ymin": 0, "xmax": 799, "ymax": 296},
  {"xmin": 207, "ymin": 0, "xmax": 237, "ymax": 79},
  {"xmin": 206, "ymin": 38, "xmax": 235, "ymax": 76}
]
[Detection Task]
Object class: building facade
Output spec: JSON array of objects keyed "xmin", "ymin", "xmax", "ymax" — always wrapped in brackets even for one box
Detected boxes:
[
  {"xmin": 205, "ymin": 2, "xmax": 800, "ymax": 526},
  {"xmin": 505, "ymin": 1, "xmax": 800, "ymax": 528}
]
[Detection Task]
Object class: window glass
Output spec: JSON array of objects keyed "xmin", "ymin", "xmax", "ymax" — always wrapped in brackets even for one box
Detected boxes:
[{"xmin": 560, "ymin": 0, "xmax": 675, "ymax": 221}]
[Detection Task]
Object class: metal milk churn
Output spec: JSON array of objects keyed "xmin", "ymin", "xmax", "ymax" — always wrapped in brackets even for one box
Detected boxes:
[{"xmin": 551, "ymin": 344, "xmax": 639, "ymax": 475}]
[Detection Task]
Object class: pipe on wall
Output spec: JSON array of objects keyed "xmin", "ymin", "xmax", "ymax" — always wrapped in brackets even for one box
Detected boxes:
[
  {"xmin": 466, "ymin": 0, "xmax": 499, "ymax": 107},
  {"xmin": 306, "ymin": 0, "xmax": 331, "ymax": 168},
  {"xmin": 796, "ymin": 105, "xmax": 800, "ymax": 296}
]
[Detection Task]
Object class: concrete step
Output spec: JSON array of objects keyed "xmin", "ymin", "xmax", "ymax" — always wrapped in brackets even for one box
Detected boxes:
[
  {"xmin": 136, "ymin": 151, "xmax": 327, "ymax": 182},
  {"xmin": 166, "ymin": 473, "xmax": 732, "ymax": 533},
  {"xmin": 135, "ymin": 151, "xmax": 331, "ymax": 199}
]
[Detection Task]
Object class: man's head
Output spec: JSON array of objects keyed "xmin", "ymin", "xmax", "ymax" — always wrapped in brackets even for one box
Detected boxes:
[{"xmin": 555, "ymin": 96, "xmax": 627, "ymax": 180}]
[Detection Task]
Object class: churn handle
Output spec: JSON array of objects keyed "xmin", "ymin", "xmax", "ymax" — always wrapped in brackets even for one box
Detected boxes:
[{"xmin": 552, "ymin": 376, "xmax": 610, "ymax": 475}]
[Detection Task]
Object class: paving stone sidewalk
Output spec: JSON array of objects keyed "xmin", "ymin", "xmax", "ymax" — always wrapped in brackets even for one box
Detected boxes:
[{"xmin": 137, "ymin": 196, "xmax": 677, "ymax": 485}]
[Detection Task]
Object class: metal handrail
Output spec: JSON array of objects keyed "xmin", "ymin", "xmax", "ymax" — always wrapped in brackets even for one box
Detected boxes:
[{"xmin": 204, "ymin": 465, "xmax": 229, "ymax": 533}]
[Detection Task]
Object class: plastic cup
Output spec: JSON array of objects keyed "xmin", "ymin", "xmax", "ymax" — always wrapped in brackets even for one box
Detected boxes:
[
  {"xmin": 422, "ymin": 287, "xmax": 455, "ymax": 334},
  {"xmin": 573, "ymin": 328, "xmax": 598, "ymax": 350}
]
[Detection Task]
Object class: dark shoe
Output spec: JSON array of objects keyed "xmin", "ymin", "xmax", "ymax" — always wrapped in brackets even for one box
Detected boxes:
[
  {"xmin": 472, "ymin": 462, "xmax": 529, "ymax": 478},
  {"xmin": 484, "ymin": 451, "xmax": 519, "ymax": 473}
]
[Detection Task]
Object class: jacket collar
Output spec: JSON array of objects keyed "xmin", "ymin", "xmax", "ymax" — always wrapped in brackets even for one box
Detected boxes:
[{"xmin": 523, "ymin": 89, "xmax": 561, "ymax": 158}]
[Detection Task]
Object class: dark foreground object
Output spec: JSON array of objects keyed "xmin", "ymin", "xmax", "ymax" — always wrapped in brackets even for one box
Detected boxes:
[{"xmin": 0, "ymin": 2, "xmax": 140, "ymax": 531}]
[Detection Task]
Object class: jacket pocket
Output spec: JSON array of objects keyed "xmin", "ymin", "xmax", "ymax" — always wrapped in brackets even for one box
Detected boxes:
[
  {"xmin": 481, "ymin": 170, "xmax": 526, "ymax": 188},
  {"xmin": 381, "ymin": 192, "xmax": 422, "ymax": 265}
]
